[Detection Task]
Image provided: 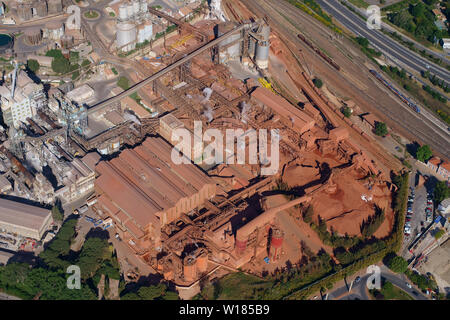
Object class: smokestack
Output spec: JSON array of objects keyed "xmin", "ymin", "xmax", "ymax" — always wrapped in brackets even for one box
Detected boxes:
[{"xmin": 11, "ymin": 61, "xmax": 18, "ymax": 99}]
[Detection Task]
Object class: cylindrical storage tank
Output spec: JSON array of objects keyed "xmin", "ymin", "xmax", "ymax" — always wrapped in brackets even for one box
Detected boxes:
[
  {"xmin": 140, "ymin": 0, "xmax": 148, "ymax": 13},
  {"xmin": 255, "ymin": 42, "xmax": 269, "ymax": 69},
  {"xmin": 18, "ymin": 3, "xmax": 33, "ymax": 21},
  {"xmin": 217, "ymin": 22, "xmax": 241, "ymax": 63},
  {"xmin": 196, "ymin": 252, "xmax": 208, "ymax": 273},
  {"xmin": 116, "ymin": 22, "xmax": 136, "ymax": 52},
  {"xmin": 47, "ymin": 0, "xmax": 63, "ymax": 14},
  {"xmin": 183, "ymin": 257, "xmax": 197, "ymax": 282},
  {"xmin": 133, "ymin": 0, "xmax": 140, "ymax": 15},
  {"xmin": 119, "ymin": 4, "xmax": 128, "ymax": 21},
  {"xmin": 24, "ymin": 27, "xmax": 42, "ymax": 45},
  {"xmin": 269, "ymin": 228, "xmax": 284, "ymax": 261},
  {"xmin": 248, "ymin": 37, "xmax": 256, "ymax": 58},
  {"xmin": 235, "ymin": 237, "xmax": 247, "ymax": 254},
  {"xmin": 126, "ymin": 4, "xmax": 134, "ymax": 18}
]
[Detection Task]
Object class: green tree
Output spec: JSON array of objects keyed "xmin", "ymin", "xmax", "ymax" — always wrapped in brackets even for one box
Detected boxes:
[
  {"xmin": 434, "ymin": 181, "xmax": 449, "ymax": 205},
  {"xmin": 27, "ymin": 59, "xmax": 40, "ymax": 73},
  {"xmin": 386, "ymin": 254, "xmax": 408, "ymax": 273},
  {"xmin": 341, "ymin": 106, "xmax": 352, "ymax": 118},
  {"xmin": 51, "ymin": 57, "xmax": 71, "ymax": 74},
  {"xmin": 416, "ymin": 144, "xmax": 432, "ymax": 162},
  {"xmin": 51, "ymin": 205, "xmax": 63, "ymax": 222},
  {"xmin": 313, "ymin": 78, "xmax": 323, "ymax": 88},
  {"xmin": 374, "ymin": 122, "xmax": 388, "ymax": 136}
]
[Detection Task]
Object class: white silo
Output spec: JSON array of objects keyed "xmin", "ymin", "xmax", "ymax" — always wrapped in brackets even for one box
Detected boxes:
[
  {"xmin": 217, "ymin": 22, "xmax": 242, "ymax": 63},
  {"xmin": 133, "ymin": 0, "xmax": 140, "ymax": 15},
  {"xmin": 140, "ymin": 0, "xmax": 148, "ymax": 13},
  {"xmin": 117, "ymin": 22, "xmax": 137, "ymax": 52},
  {"xmin": 137, "ymin": 21, "xmax": 152, "ymax": 43},
  {"xmin": 255, "ymin": 24, "xmax": 270, "ymax": 69},
  {"xmin": 119, "ymin": 4, "xmax": 128, "ymax": 21},
  {"xmin": 127, "ymin": 3, "xmax": 134, "ymax": 19}
]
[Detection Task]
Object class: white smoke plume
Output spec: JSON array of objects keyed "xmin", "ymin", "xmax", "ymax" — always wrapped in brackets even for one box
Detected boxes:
[
  {"xmin": 202, "ymin": 87, "xmax": 213, "ymax": 103},
  {"xmin": 240, "ymin": 101, "xmax": 250, "ymax": 124},
  {"xmin": 123, "ymin": 110, "xmax": 141, "ymax": 125}
]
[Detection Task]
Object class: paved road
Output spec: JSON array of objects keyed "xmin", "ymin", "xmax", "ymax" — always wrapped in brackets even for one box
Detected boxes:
[
  {"xmin": 327, "ymin": 265, "xmax": 428, "ymax": 300},
  {"xmin": 316, "ymin": 0, "xmax": 450, "ymax": 84}
]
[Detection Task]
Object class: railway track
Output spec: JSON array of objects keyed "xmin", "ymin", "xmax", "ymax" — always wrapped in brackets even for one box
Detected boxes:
[{"xmin": 241, "ymin": 0, "xmax": 450, "ymax": 159}]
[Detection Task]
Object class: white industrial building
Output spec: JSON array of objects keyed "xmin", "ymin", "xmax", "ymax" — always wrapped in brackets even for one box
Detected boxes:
[
  {"xmin": 0, "ymin": 198, "xmax": 53, "ymax": 240},
  {"xmin": 0, "ymin": 68, "xmax": 46, "ymax": 128}
]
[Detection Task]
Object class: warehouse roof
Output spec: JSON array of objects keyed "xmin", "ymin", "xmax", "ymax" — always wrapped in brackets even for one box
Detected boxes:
[
  {"xmin": 95, "ymin": 137, "xmax": 214, "ymax": 228},
  {"xmin": 251, "ymin": 87, "xmax": 315, "ymax": 134},
  {"xmin": 0, "ymin": 198, "xmax": 51, "ymax": 231}
]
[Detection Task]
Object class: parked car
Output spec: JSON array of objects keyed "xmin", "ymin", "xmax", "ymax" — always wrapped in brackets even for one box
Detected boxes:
[
  {"xmin": 406, "ymin": 283, "xmax": 412, "ymax": 289},
  {"xmin": 355, "ymin": 276, "xmax": 361, "ymax": 283}
]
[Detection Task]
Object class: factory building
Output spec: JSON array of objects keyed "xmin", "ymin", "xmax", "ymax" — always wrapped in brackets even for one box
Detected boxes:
[
  {"xmin": 0, "ymin": 68, "xmax": 46, "ymax": 129},
  {"xmin": 0, "ymin": 198, "xmax": 53, "ymax": 240},
  {"xmin": 54, "ymin": 152, "xmax": 101, "ymax": 203},
  {"xmin": 251, "ymin": 87, "xmax": 315, "ymax": 134},
  {"xmin": 93, "ymin": 137, "xmax": 217, "ymax": 253}
]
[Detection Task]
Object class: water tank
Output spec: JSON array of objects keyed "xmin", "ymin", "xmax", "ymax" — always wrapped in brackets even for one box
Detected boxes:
[
  {"xmin": 183, "ymin": 256, "xmax": 197, "ymax": 282},
  {"xmin": 47, "ymin": 0, "xmax": 63, "ymax": 14},
  {"xmin": 217, "ymin": 22, "xmax": 241, "ymax": 63},
  {"xmin": 24, "ymin": 27, "xmax": 42, "ymax": 45},
  {"xmin": 269, "ymin": 228, "xmax": 284, "ymax": 261},
  {"xmin": 34, "ymin": 0, "xmax": 48, "ymax": 17},
  {"xmin": 17, "ymin": 3, "xmax": 33, "ymax": 21},
  {"xmin": 117, "ymin": 22, "xmax": 136, "ymax": 52},
  {"xmin": 140, "ymin": 0, "xmax": 148, "ymax": 13},
  {"xmin": 119, "ymin": 4, "xmax": 128, "ymax": 21}
]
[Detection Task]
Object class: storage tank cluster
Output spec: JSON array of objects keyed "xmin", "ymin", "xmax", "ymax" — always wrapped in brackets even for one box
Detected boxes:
[
  {"xmin": 116, "ymin": 0, "xmax": 153, "ymax": 52},
  {"xmin": 248, "ymin": 23, "xmax": 270, "ymax": 69}
]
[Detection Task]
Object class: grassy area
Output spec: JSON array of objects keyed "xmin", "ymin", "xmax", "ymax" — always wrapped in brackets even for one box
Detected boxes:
[
  {"xmin": 286, "ymin": 0, "xmax": 342, "ymax": 34},
  {"xmin": 347, "ymin": 0, "xmax": 369, "ymax": 8},
  {"xmin": 370, "ymin": 281, "xmax": 413, "ymax": 300}
]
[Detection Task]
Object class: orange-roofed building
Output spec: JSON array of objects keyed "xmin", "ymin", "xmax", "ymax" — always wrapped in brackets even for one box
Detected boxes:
[
  {"xmin": 437, "ymin": 161, "xmax": 450, "ymax": 182},
  {"xmin": 329, "ymin": 127, "xmax": 349, "ymax": 142},
  {"xmin": 94, "ymin": 137, "xmax": 217, "ymax": 253},
  {"xmin": 251, "ymin": 87, "xmax": 315, "ymax": 134},
  {"xmin": 427, "ymin": 156, "xmax": 441, "ymax": 172}
]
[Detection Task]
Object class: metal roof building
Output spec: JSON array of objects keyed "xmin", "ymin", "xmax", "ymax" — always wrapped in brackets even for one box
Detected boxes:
[{"xmin": 0, "ymin": 198, "xmax": 53, "ymax": 240}]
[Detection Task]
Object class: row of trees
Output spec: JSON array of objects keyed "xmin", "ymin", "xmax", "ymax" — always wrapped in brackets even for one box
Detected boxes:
[{"xmin": 360, "ymin": 207, "xmax": 386, "ymax": 238}]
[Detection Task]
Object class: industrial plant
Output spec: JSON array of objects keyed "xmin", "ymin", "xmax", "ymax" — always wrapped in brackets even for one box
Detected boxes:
[{"xmin": 0, "ymin": 0, "xmax": 446, "ymax": 303}]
